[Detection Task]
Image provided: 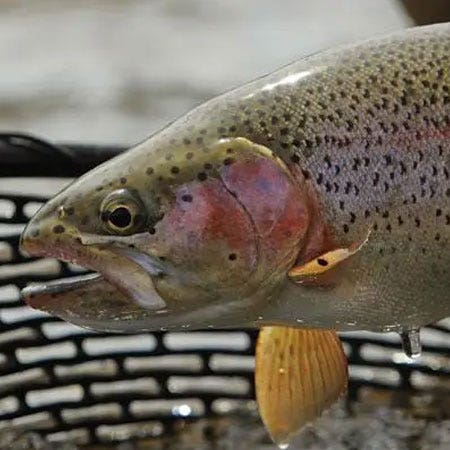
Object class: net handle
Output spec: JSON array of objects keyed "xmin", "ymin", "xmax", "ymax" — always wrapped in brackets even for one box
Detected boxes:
[{"xmin": 0, "ymin": 132, "xmax": 125, "ymax": 177}]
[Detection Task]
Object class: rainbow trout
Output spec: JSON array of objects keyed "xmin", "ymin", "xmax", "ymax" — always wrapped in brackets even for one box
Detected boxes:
[{"xmin": 20, "ymin": 24, "xmax": 449, "ymax": 447}]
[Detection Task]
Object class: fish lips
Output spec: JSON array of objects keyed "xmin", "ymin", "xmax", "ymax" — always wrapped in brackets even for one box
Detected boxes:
[{"xmin": 20, "ymin": 236, "xmax": 169, "ymax": 314}]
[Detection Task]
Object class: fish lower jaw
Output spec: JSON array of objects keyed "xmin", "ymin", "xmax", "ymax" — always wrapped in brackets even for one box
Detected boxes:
[{"xmin": 21, "ymin": 272, "xmax": 103, "ymax": 307}]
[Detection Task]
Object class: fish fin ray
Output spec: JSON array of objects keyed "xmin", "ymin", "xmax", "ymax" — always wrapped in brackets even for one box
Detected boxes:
[{"xmin": 255, "ymin": 326, "xmax": 348, "ymax": 447}]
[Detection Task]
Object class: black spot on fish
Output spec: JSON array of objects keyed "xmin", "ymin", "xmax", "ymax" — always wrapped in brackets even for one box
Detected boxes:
[
  {"xmin": 317, "ymin": 258, "xmax": 328, "ymax": 267},
  {"xmin": 181, "ymin": 194, "xmax": 193, "ymax": 203},
  {"xmin": 53, "ymin": 225, "xmax": 65, "ymax": 234},
  {"xmin": 171, "ymin": 166, "xmax": 180, "ymax": 174},
  {"xmin": 228, "ymin": 253, "xmax": 237, "ymax": 261},
  {"xmin": 197, "ymin": 172, "xmax": 207, "ymax": 181},
  {"xmin": 120, "ymin": 177, "xmax": 127, "ymax": 184}
]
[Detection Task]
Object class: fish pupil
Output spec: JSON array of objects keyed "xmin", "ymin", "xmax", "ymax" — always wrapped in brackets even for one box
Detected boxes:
[{"xmin": 109, "ymin": 206, "xmax": 132, "ymax": 228}]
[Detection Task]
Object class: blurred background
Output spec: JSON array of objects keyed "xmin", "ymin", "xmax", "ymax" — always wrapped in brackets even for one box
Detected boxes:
[{"xmin": 0, "ymin": 0, "xmax": 449, "ymax": 147}]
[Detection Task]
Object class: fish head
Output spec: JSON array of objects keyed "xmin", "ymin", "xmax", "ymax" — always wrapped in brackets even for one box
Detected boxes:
[{"xmin": 20, "ymin": 136, "xmax": 311, "ymax": 331}]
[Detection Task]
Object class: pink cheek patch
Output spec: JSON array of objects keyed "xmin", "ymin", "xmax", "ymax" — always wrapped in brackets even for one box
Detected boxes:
[
  {"xmin": 221, "ymin": 154, "xmax": 310, "ymax": 267},
  {"xmin": 155, "ymin": 177, "xmax": 258, "ymax": 275}
]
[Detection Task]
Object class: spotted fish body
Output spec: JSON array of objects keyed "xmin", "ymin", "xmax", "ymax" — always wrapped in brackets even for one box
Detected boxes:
[
  {"xmin": 157, "ymin": 23, "xmax": 450, "ymax": 332},
  {"xmin": 21, "ymin": 23, "xmax": 449, "ymax": 334}
]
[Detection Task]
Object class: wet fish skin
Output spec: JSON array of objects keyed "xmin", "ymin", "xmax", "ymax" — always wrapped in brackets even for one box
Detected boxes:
[{"xmin": 20, "ymin": 23, "xmax": 450, "ymax": 333}]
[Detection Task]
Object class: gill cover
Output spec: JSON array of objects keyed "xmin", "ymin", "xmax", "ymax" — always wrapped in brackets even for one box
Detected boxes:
[{"xmin": 132, "ymin": 137, "xmax": 311, "ymax": 310}]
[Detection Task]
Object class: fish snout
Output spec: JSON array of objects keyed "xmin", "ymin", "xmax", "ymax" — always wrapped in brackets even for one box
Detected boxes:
[
  {"xmin": 20, "ymin": 201, "xmax": 73, "ymax": 258},
  {"xmin": 20, "ymin": 221, "xmax": 43, "ymax": 256}
]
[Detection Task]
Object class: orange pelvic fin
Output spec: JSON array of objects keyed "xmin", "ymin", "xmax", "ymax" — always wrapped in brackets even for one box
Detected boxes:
[{"xmin": 255, "ymin": 326, "xmax": 348, "ymax": 448}]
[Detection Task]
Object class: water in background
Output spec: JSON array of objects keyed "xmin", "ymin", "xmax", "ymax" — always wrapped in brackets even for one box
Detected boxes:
[{"xmin": 0, "ymin": 0, "xmax": 412, "ymax": 146}]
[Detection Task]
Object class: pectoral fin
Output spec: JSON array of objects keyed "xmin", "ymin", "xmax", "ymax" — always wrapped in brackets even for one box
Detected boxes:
[
  {"xmin": 255, "ymin": 326, "xmax": 348, "ymax": 448},
  {"xmin": 288, "ymin": 231, "xmax": 370, "ymax": 282}
]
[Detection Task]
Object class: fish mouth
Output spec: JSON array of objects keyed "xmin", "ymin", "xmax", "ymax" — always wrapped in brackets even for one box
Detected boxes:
[{"xmin": 20, "ymin": 231, "xmax": 168, "ymax": 317}]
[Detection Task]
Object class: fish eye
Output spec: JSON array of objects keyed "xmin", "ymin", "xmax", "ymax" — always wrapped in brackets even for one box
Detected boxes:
[
  {"xmin": 109, "ymin": 206, "xmax": 132, "ymax": 229},
  {"xmin": 100, "ymin": 189, "xmax": 146, "ymax": 235}
]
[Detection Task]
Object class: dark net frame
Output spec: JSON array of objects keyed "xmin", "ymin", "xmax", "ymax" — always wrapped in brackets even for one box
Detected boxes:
[{"xmin": 0, "ymin": 133, "xmax": 449, "ymax": 447}]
